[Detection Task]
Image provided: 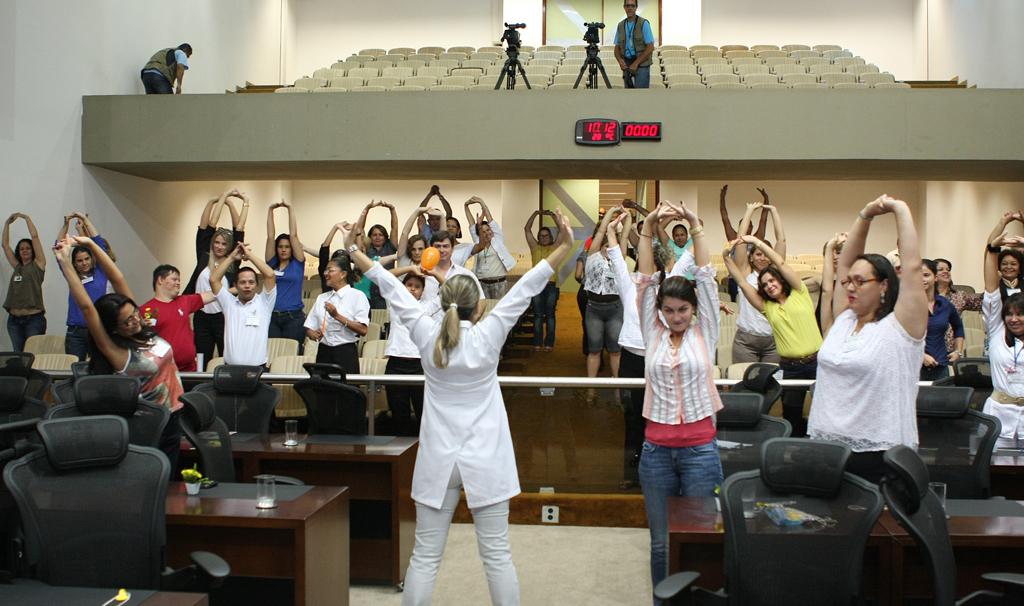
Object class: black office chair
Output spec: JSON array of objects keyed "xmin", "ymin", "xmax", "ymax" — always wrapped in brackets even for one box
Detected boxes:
[
  {"xmin": 0, "ymin": 418, "xmax": 43, "ymax": 581},
  {"xmin": 916, "ymin": 386, "xmax": 1000, "ymax": 499},
  {"xmin": 45, "ymin": 375, "xmax": 169, "ymax": 449},
  {"xmin": 293, "ymin": 363, "xmax": 368, "ymax": 436},
  {"xmin": 655, "ymin": 438, "xmax": 883, "ymax": 606},
  {"xmin": 729, "ymin": 363, "xmax": 783, "ymax": 415},
  {"xmin": 191, "ymin": 365, "xmax": 279, "ymax": 434},
  {"xmin": 0, "ymin": 377, "xmax": 48, "ymax": 426},
  {"xmin": 0, "ymin": 352, "xmax": 50, "ymax": 401},
  {"xmin": 51, "ymin": 361, "xmax": 90, "ymax": 404},
  {"xmin": 881, "ymin": 445, "xmax": 1024, "ymax": 605},
  {"xmin": 178, "ymin": 391, "xmax": 302, "ymax": 486},
  {"xmin": 716, "ymin": 392, "xmax": 790, "ymax": 480},
  {"xmin": 2, "ymin": 416, "xmax": 229, "ymax": 590},
  {"xmin": 947, "ymin": 358, "xmax": 993, "ymax": 409}
]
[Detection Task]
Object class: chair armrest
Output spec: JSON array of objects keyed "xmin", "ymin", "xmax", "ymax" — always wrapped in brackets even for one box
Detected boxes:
[
  {"xmin": 654, "ymin": 571, "xmax": 701, "ymax": 601},
  {"xmin": 931, "ymin": 376, "xmax": 955, "ymax": 387},
  {"xmin": 190, "ymin": 551, "xmax": 231, "ymax": 580},
  {"xmin": 983, "ymin": 572, "xmax": 1024, "ymax": 589},
  {"xmin": 269, "ymin": 475, "xmax": 305, "ymax": 486}
]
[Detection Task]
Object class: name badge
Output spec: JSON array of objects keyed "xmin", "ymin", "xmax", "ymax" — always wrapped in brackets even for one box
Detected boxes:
[
  {"xmin": 12, "ymin": 275, "xmax": 22, "ymax": 282},
  {"xmin": 274, "ymin": 270, "xmax": 285, "ymax": 277},
  {"xmin": 245, "ymin": 315, "xmax": 260, "ymax": 327},
  {"xmin": 81, "ymin": 275, "xmax": 94, "ymax": 285},
  {"xmin": 148, "ymin": 318, "xmax": 158, "ymax": 327},
  {"xmin": 150, "ymin": 340, "xmax": 171, "ymax": 357}
]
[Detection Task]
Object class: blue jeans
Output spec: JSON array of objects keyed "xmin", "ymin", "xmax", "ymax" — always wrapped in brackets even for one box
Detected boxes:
[
  {"xmin": 269, "ymin": 310, "xmax": 306, "ymax": 350},
  {"xmin": 65, "ymin": 325, "xmax": 90, "ymax": 361},
  {"xmin": 531, "ymin": 282, "xmax": 558, "ymax": 347},
  {"xmin": 623, "ymin": 65, "xmax": 651, "ymax": 88},
  {"xmin": 6, "ymin": 313, "xmax": 46, "ymax": 353},
  {"xmin": 640, "ymin": 439, "xmax": 723, "ymax": 605},
  {"xmin": 780, "ymin": 357, "xmax": 817, "ymax": 437}
]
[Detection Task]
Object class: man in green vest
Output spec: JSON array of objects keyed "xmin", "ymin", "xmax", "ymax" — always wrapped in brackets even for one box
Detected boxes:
[
  {"xmin": 140, "ymin": 43, "xmax": 193, "ymax": 94},
  {"xmin": 613, "ymin": 1, "xmax": 655, "ymax": 88}
]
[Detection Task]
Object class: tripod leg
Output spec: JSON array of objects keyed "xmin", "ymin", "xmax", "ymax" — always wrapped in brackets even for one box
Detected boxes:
[
  {"xmin": 573, "ymin": 61, "xmax": 588, "ymax": 89},
  {"xmin": 515, "ymin": 60, "xmax": 532, "ymax": 89},
  {"xmin": 494, "ymin": 60, "xmax": 510, "ymax": 90},
  {"xmin": 597, "ymin": 62, "xmax": 613, "ymax": 89}
]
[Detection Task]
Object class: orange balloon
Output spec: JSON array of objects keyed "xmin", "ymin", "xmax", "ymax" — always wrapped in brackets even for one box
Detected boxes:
[{"xmin": 421, "ymin": 247, "xmax": 440, "ymax": 271}]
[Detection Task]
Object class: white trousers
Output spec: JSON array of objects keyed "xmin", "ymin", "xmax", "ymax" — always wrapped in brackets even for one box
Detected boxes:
[{"xmin": 402, "ymin": 467, "xmax": 520, "ymax": 606}]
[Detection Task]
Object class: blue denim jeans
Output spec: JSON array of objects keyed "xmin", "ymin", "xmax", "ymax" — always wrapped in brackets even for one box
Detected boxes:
[
  {"xmin": 639, "ymin": 439, "xmax": 723, "ymax": 605},
  {"xmin": 779, "ymin": 358, "xmax": 817, "ymax": 437},
  {"xmin": 623, "ymin": 65, "xmax": 651, "ymax": 88},
  {"xmin": 531, "ymin": 282, "xmax": 559, "ymax": 347},
  {"xmin": 269, "ymin": 310, "xmax": 306, "ymax": 350},
  {"xmin": 6, "ymin": 313, "xmax": 46, "ymax": 353},
  {"xmin": 65, "ymin": 325, "xmax": 90, "ymax": 361}
]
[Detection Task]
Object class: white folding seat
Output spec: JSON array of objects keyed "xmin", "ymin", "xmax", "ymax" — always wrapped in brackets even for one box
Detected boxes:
[
  {"xmin": 772, "ymin": 63, "xmax": 807, "ymax": 76},
  {"xmin": 293, "ymin": 77, "xmax": 326, "ymax": 90},
  {"xmin": 665, "ymin": 73, "xmax": 703, "ymax": 86},
  {"xmin": 330, "ymin": 76, "xmax": 365, "ymax": 88},
  {"xmin": 790, "ymin": 82, "xmax": 827, "ymax": 89},
  {"xmin": 311, "ymin": 87, "xmax": 347, "ymax": 93},
  {"xmin": 846, "ymin": 64, "xmax": 880, "ymax": 76},
  {"xmin": 831, "ymin": 82, "xmax": 869, "ymax": 89},
  {"xmin": 428, "ymin": 84, "xmax": 466, "ymax": 91},
  {"xmin": 834, "ymin": 57, "xmax": 866, "ymax": 69},
  {"xmin": 735, "ymin": 64, "xmax": 770, "ymax": 76},
  {"xmin": 389, "ymin": 47, "xmax": 416, "ymax": 56},
  {"xmin": 709, "ymin": 81, "xmax": 745, "ymax": 89},
  {"xmin": 822, "ymin": 50, "xmax": 852, "ymax": 61},
  {"xmin": 741, "ymin": 73, "xmax": 779, "ymax": 85},
  {"xmin": 382, "ymin": 66, "xmax": 414, "ymax": 79},
  {"xmin": 470, "ymin": 53, "xmax": 500, "ymax": 63},
  {"xmin": 367, "ymin": 77, "xmax": 402, "ymax": 89},
  {"xmin": 391, "ymin": 85, "xmax": 425, "ymax": 92},
  {"xmin": 781, "ymin": 44, "xmax": 811, "ymax": 52},
  {"xmin": 347, "ymin": 67, "xmax": 380, "ymax": 80},
  {"xmin": 699, "ymin": 63, "xmax": 734, "ymax": 76},
  {"xmin": 790, "ymin": 50, "xmax": 821, "ymax": 59},
  {"xmin": 748, "ymin": 82, "xmax": 786, "ymax": 89},
  {"xmin": 696, "ymin": 57, "xmax": 728, "ymax": 67},
  {"xmin": 439, "ymin": 52, "xmax": 468, "ymax": 62},
  {"xmin": 860, "ymin": 72, "xmax": 897, "ymax": 86},
  {"xmin": 668, "ymin": 82, "xmax": 707, "ymax": 90},
  {"xmin": 872, "ymin": 82, "xmax": 911, "ymax": 89},
  {"xmin": 808, "ymin": 63, "xmax": 843, "ymax": 76},
  {"xmin": 780, "ymin": 73, "xmax": 817, "ymax": 86},
  {"xmin": 797, "ymin": 57, "xmax": 828, "ymax": 67},
  {"xmin": 704, "ymin": 73, "xmax": 740, "ymax": 85},
  {"xmin": 820, "ymin": 72, "xmax": 856, "ymax": 86},
  {"xmin": 663, "ymin": 63, "xmax": 698, "ymax": 75},
  {"xmin": 692, "ymin": 49, "xmax": 722, "ymax": 59},
  {"xmin": 751, "ymin": 45, "xmax": 780, "ymax": 52},
  {"xmin": 447, "ymin": 46, "xmax": 475, "ymax": 55},
  {"xmin": 351, "ymin": 85, "xmax": 387, "ymax": 92},
  {"xmin": 418, "ymin": 46, "xmax": 445, "ymax": 56},
  {"xmin": 813, "ymin": 44, "xmax": 843, "ymax": 52},
  {"xmin": 441, "ymin": 75, "xmax": 477, "ymax": 87},
  {"xmin": 403, "ymin": 75, "xmax": 439, "ymax": 88},
  {"xmin": 417, "ymin": 66, "xmax": 449, "ymax": 79},
  {"xmin": 274, "ymin": 87, "xmax": 308, "ymax": 93},
  {"xmin": 690, "ymin": 45, "xmax": 719, "ymax": 51},
  {"xmin": 725, "ymin": 50, "xmax": 756, "ymax": 59}
]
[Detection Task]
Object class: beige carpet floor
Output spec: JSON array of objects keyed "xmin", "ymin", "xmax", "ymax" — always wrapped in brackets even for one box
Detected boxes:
[{"xmin": 351, "ymin": 523, "xmax": 653, "ymax": 605}]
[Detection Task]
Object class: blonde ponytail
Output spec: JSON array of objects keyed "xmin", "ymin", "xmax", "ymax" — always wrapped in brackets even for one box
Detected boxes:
[{"xmin": 432, "ymin": 275, "xmax": 481, "ymax": 368}]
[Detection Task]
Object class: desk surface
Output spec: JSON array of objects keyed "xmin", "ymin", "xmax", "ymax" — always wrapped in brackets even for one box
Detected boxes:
[{"xmin": 166, "ymin": 483, "xmax": 347, "ymax": 527}]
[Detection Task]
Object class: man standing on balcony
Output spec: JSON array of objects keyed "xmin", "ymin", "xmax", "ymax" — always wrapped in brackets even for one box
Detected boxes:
[
  {"xmin": 141, "ymin": 43, "xmax": 192, "ymax": 94},
  {"xmin": 614, "ymin": 1, "xmax": 655, "ymax": 88}
]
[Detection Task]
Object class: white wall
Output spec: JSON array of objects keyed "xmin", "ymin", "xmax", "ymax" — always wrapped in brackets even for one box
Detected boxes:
[
  {"xmin": 287, "ymin": 0, "xmax": 503, "ymax": 80},
  {"xmin": 926, "ymin": 0, "xmax": 1024, "ymax": 87},
  {"xmin": 700, "ymin": 0, "xmax": 921, "ymax": 79},
  {"xmin": 0, "ymin": 0, "xmax": 282, "ymax": 348}
]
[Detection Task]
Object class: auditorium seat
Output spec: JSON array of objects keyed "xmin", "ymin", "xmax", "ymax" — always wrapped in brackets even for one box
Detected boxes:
[
  {"xmin": 736, "ymin": 64, "xmax": 771, "ymax": 77},
  {"xmin": 798, "ymin": 56, "xmax": 829, "ymax": 67},
  {"xmin": 861, "ymin": 72, "xmax": 897, "ymax": 86},
  {"xmin": 417, "ymin": 46, "xmax": 445, "ymax": 56},
  {"xmin": 809, "ymin": 63, "xmax": 844, "ymax": 76},
  {"xmin": 660, "ymin": 44, "xmax": 688, "ymax": 52},
  {"xmin": 832, "ymin": 82, "xmax": 870, "ymax": 89},
  {"xmin": 392, "ymin": 85, "xmax": 426, "ymax": 92},
  {"xmin": 665, "ymin": 74, "xmax": 703, "ymax": 87},
  {"xmin": 725, "ymin": 50, "xmax": 756, "ymax": 59},
  {"xmin": 537, "ymin": 45, "xmax": 565, "ymax": 53},
  {"xmin": 417, "ymin": 66, "xmax": 449, "ymax": 79},
  {"xmin": 293, "ymin": 77, "xmax": 325, "ymax": 90},
  {"xmin": 659, "ymin": 50, "xmax": 690, "ymax": 60},
  {"xmin": 331, "ymin": 75, "xmax": 364, "ymax": 88},
  {"xmin": 700, "ymin": 65, "xmax": 734, "ymax": 79},
  {"xmin": 873, "ymin": 82, "xmax": 911, "ymax": 89},
  {"xmin": 382, "ymin": 66, "xmax": 415, "ymax": 79},
  {"xmin": 31, "ymin": 353, "xmax": 77, "ymax": 372},
  {"xmin": 721, "ymin": 44, "xmax": 750, "ymax": 53},
  {"xmin": 352, "ymin": 85, "xmax": 386, "ymax": 93},
  {"xmin": 847, "ymin": 63, "xmax": 881, "ymax": 76},
  {"xmin": 389, "ymin": 47, "xmax": 416, "ymax": 56},
  {"xmin": 821, "ymin": 72, "xmax": 857, "ymax": 86},
  {"xmin": 358, "ymin": 48, "xmax": 386, "ymax": 57},
  {"xmin": 442, "ymin": 75, "xmax": 477, "ymax": 87},
  {"xmin": 773, "ymin": 63, "xmax": 808, "ymax": 76},
  {"xmin": 438, "ymin": 52, "xmax": 468, "ymax": 62},
  {"xmin": 274, "ymin": 87, "xmax": 308, "ymax": 93},
  {"xmin": 663, "ymin": 64, "xmax": 698, "ymax": 76},
  {"xmin": 834, "ymin": 56, "xmax": 867, "ymax": 68},
  {"xmin": 730, "ymin": 57, "xmax": 762, "ymax": 67},
  {"xmin": 822, "ymin": 50, "xmax": 853, "ymax": 61},
  {"xmin": 765, "ymin": 57, "xmax": 799, "ymax": 69},
  {"xmin": 478, "ymin": 46, "xmax": 504, "ymax": 54},
  {"xmin": 470, "ymin": 52, "xmax": 500, "ymax": 63},
  {"xmin": 690, "ymin": 44, "xmax": 719, "ymax": 52},
  {"xmin": 408, "ymin": 53, "xmax": 436, "ymax": 64},
  {"xmin": 782, "ymin": 44, "xmax": 811, "ymax": 51},
  {"xmin": 430, "ymin": 84, "xmax": 466, "ymax": 91},
  {"xmin": 743, "ymin": 74, "xmax": 781, "ymax": 86},
  {"xmin": 24, "ymin": 335, "xmax": 65, "ymax": 356},
  {"xmin": 782, "ymin": 73, "xmax": 817, "ymax": 85},
  {"xmin": 312, "ymin": 87, "xmax": 347, "ymax": 93},
  {"xmin": 368, "ymin": 77, "xmax": 402, "ymax": 89},
  {"xmin": 754, "ymin": 47, "xmax": 784, "ymax": 56},
  {"xmin": 352, "ymin": 54, "xmax": 379, "ymax": 65},
  {"xmin": 447, "ymin": 46, "xmax": 475, "ymax": 55},
  {"xmin": 791, "ymin": 82, "xmax": 828, "ymax": 88},
  {"xmin": 668, "ymin": 81, "xmax": 710, "ymax": 89},
  {"xmin": 348, "ymin": 66, "xmax": 380, "ymax": 80},
  {"xmin": 404, "ymin": 75, "xmax": 439, "ymax": 88},
  {"xmin": 706, "ymin": 73, "xmax": 742, "ymax": 86}
]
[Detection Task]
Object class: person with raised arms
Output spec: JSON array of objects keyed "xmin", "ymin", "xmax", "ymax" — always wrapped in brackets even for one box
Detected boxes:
[{"xmin": 341, "ymin": 211, "xmax": 575, "ymax": 606}]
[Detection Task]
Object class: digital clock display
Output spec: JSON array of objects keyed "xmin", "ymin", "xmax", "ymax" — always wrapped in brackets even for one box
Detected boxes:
[
  {"xmin": 622, "ymin": 121, "xmax": 662, "ymax": 141},
  {"xmin": 575, "ymin": 119, "xmax": 620, "ymax": 145}
]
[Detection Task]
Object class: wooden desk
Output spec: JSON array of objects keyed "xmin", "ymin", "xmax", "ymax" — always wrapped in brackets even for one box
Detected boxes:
[
  {"xmin": 666, "ymin": 496, "xmax": 893, "ymax": 604},
  {"xmin": 166, "ymin": 483, "xmax": 349, "ymax": 606},
  {"xmin": 183, "ymin": 434, "xmax": 416, "ymax": 586},
  {"xmin": 991, "ymin": 452, "xmax": 1024, "ymax": 499},
  {"xmin": 878, "ymin": 499, "xmax": 1024, "ymax": 604},
  {"xmin": 0, "ymin": 584, "xmax": 208, "ymax": 605}
]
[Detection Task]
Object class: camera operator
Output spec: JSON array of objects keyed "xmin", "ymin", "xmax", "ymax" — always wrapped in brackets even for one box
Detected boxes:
[{"xmin": 614, "ymin": 1, "xmax": 655, "ymax": 88}]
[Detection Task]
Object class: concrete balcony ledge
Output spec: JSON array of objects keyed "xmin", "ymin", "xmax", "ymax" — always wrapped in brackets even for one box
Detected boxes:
[{"xmin": 82, "ymin": 89, "xmax": 1024, "ymax": 181}]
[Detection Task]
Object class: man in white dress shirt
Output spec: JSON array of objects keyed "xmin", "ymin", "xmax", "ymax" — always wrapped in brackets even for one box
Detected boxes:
[
  {"xmin": 209, "ymin": 243, "xmax": 276, "ymax": 367},
  {"xmin": 465, "ymin": 196, "xmax": 516, "ymax": 299}
]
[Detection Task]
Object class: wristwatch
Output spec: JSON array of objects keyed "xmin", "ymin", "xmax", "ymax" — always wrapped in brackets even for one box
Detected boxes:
[
  {"xmin": 348, "ymin": 244, "xmax": 359, "ymax": 254},
  {"xmin": 987, "ymin": 243, "xmax": 1002, "ymax": 253}
]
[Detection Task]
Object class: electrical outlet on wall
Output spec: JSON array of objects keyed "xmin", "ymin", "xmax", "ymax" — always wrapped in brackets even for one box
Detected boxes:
[{"xmin": 542, "ymin": 505, "xmax": 559, "ymax": 524}]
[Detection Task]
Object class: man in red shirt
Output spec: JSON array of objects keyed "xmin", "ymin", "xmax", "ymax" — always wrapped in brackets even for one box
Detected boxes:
[{"xmin": 141, "ymin": 264, "xmax": 215, "ymax": 371}]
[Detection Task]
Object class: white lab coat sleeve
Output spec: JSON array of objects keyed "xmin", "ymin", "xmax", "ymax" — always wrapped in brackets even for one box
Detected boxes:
[{"xmin": 477, "ymin": 259, "xmax": 555, "ymax": 350}]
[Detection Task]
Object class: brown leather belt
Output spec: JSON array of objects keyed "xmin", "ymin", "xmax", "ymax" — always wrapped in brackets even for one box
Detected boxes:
[
  {"xmin": 779, "ymin": 352, "xmax": 818, "ymax": 365},
  {"xmin": 479, "ymin": 277, "xmax": 507, "ymax": 285}
]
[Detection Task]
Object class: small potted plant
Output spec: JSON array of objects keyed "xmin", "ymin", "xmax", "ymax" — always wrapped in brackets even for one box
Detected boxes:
[{"xmin": 181, "ymin": 465, "xmax": 203, "ymax": 496}]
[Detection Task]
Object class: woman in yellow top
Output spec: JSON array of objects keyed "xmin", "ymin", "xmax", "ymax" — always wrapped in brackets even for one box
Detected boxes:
[
  {"xmin": 525, "ymin": 209, "xmax": 560, "ymax": 351},
  {"xmin": 724, "ymin": 234, "xmax": 823, "ymax": 436}
]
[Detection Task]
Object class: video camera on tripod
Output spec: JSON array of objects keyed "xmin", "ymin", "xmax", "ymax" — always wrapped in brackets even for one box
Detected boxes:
[
  {"xmin": 501, "ymin": 22, "xmax": 526, "ymax": 50},
  {"xmin": 573, "ymin": 22, "xmax": 612, "ymax": 89},
  {"xmin": 582, "ymin": 22, "xmax": 605, "ymax": 45}
]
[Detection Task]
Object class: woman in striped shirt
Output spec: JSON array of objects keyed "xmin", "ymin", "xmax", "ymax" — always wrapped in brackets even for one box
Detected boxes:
[{"xmin": 635, "ymin": 201, "xmax": 723, "ymax": 604}]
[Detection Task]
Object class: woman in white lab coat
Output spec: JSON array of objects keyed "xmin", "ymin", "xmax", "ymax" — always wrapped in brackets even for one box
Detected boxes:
[{"xmin": 343, "ymin": 212, "xmax": 575, "ymax": 606}]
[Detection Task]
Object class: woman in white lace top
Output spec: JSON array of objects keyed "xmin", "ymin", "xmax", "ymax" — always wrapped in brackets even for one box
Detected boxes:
[{"xmin": 809, "ymin": 195, "xmax": 927, "ymax": 484}]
